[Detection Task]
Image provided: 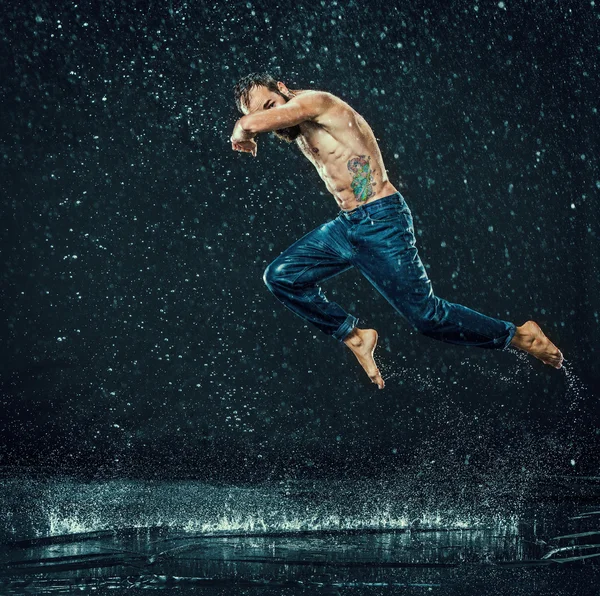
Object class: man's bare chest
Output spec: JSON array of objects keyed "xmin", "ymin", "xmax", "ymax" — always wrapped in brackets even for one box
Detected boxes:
[{"xmin": 296, "ymin": 123, "xmax": 342, "ymax": 165}]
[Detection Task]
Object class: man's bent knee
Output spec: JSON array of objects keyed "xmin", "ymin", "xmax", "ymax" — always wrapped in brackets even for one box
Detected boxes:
[
  {"xmin": 263, "ymin": 260, "xmax": 291, "ymax": 292},
  {"xmin": 263, "ymin": 262, "xmax": 277, "ymax": 291}
]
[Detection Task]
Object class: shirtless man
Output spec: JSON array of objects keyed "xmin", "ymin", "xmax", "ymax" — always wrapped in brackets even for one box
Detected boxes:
[{"xmin": 230, "ymin": 72, "xmax": 563, "ymax": 389}]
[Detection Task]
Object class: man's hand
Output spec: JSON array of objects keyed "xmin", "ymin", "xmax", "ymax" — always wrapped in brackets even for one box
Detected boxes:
[
  {"xmin": 231, "ymin": 118, "xmax": 257, "ymax": 157},
  {"xmin": 231, "ymin": 137, "xmax": 257, "ymax": 157}
]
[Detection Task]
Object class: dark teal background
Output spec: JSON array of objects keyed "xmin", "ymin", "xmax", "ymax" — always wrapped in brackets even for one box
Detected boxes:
[{"xmin": 2, "ymin": 0, "xmax": 599, "ymax": 481}]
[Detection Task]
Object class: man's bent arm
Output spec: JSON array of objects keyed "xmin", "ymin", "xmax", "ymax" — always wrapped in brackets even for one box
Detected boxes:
[
  {"xmin": 233, "ymin": 92, "xmax": 330, "ymax": 140},
  {"xmin": 231, "ymin": 120, "xmax": 256, "ymax": 143}
]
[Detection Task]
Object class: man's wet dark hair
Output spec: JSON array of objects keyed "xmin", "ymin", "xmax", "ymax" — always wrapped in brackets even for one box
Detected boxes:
[{"xmin": 233, "ymin": 72, "xmax": 281, "ymax": 113}]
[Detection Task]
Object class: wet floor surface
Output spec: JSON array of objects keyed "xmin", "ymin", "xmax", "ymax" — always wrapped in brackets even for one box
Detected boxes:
[{"xmin": 0, "ymin": 474, "xmax": 599, "ymax": 594}]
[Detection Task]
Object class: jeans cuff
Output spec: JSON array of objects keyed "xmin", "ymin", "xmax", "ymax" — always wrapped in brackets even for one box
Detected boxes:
[
  {"xmin": 501, "ymin": 322, "xmax": 518, "ymax": 350},
  {"xmin": 333, "ymin": 314, "xmax": 359, "ymax": 342}
]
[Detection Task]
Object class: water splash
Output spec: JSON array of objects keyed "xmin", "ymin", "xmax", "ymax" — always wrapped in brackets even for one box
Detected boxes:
[
  {"xmin": 379, "ymin": 360, "xmax": 446, "ymax": 398},
  {"xmin": 0, "ymin": 477, "xmax": 520, "ymax": 542},
  {"xmin": 561, "ymin": 361, "xmax": 590, "ymax": 413},
  {"xmin": 377, "ymin": 344, "xmax": 535, "ymax": 398}
]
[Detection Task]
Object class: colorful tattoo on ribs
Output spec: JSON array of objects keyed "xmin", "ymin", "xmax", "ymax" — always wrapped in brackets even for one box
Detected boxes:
[{"xmin": 347, "ymin": 155, "xmax": 376, "ymax": 202}]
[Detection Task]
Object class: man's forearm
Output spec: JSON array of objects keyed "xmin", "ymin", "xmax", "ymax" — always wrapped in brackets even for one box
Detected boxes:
[{"xmin": 231, "ymin": 118, "xmax": 257, "ymax": 143}]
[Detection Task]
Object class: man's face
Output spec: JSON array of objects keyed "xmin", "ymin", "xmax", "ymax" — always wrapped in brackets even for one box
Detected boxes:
[{"xmin": 242, "ymin": 83, "xmax": 302, "ymax": 143}]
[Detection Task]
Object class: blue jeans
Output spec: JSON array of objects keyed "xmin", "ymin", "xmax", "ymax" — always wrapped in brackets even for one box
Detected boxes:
[{"xmin": 263, "ymin": 191, "xmax": 517, "ymax": 350}]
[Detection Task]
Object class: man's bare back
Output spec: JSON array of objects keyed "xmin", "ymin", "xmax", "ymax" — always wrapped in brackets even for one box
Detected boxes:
[{"xmin": 231, "ymin": 78, "xmax": 564, "ymax": 385}]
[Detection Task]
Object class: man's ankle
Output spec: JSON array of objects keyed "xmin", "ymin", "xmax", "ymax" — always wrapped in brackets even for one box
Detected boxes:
[{"xmin": 343, "ymin": 328, "xmax": 362, "ymax": 346}]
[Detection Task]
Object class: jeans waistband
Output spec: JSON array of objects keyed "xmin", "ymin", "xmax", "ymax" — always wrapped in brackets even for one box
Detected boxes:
[{"xmin": 337, "ymin": 191, "xmax": 406, "ymax": 219}]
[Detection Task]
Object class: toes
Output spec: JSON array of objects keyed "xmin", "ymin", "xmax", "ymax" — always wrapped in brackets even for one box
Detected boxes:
[
  {"xmin": 372, "ymin": 373, "xmax": 384, "ymax": 389},
  {"xmin": 370, "ymin": 373, "xmax": 384, "ymax": 389}
]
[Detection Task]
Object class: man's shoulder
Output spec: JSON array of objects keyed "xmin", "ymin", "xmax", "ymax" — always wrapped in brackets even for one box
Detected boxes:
[
  {"xmin": 293, "ymin": 89, "xmax": 340, "ymax": 103},
  {"xmin": 293, "ymin": 90, "xmax": 347, "ymax": 119}
]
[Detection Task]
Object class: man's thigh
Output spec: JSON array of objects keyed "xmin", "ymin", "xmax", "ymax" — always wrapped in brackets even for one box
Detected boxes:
[{"xmin": 355, "ymin": 210, "xmax": 434, "ymax": 307}]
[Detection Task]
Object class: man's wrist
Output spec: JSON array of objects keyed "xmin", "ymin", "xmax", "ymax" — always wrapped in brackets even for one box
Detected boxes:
[{"xmin": 232, "ymin": 119, "xmax": 256, "ymax": 142}]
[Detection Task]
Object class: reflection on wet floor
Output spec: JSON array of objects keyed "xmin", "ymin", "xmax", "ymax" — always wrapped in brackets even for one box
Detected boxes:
[{"xmin": 0, "ymin": 475, "xmax": 599, "ymax": 594}]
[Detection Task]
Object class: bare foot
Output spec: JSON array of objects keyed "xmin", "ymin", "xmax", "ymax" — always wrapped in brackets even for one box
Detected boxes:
[
  {"xmin": 510, "ymin": 320, "xmax": 564, "ymax": 369},
  {"xmin": 343, "ymin": 327, "xmax": 385, "ymax": 389}
]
